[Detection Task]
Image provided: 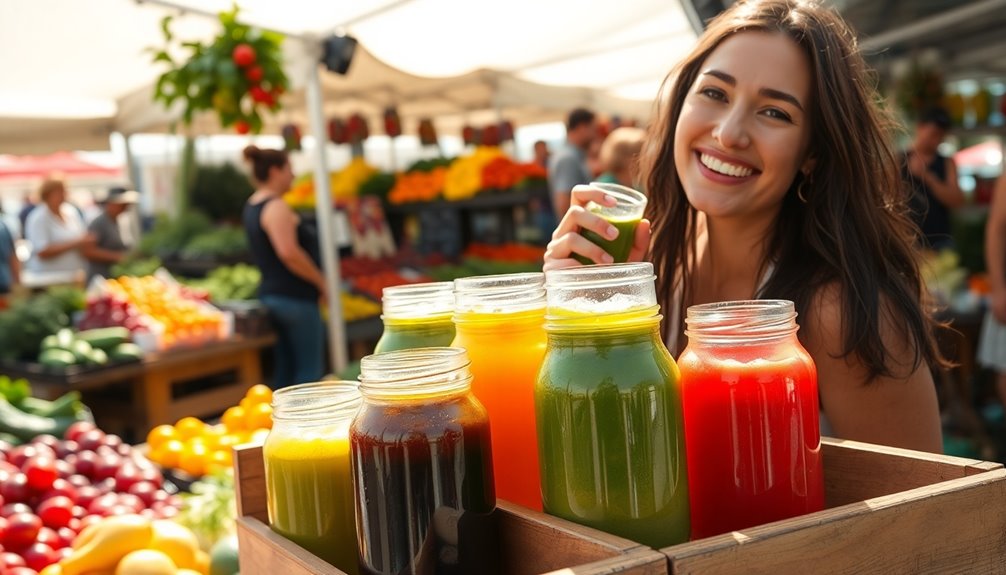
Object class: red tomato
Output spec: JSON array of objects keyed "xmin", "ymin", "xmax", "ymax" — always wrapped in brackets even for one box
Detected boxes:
[
  {"xmin": 232, "ymin": 43, "xmax": 257, "ymax": 67},
  {"xmin": 36, "ymin": 496, "xmax": 74, "ymax": 530},
  {"xmin": 245, "ymin": 66, "xmax": 263, "ymax": 82},
  {"xmin": 4, "ymin": 513, "xmax": 41, "ymax": 550},
  {"xmin": 22, "ymin": 458, "xmax": 58, "ymax": 492},
  {"xmin": 21, "ymin": 541, "xmax": 58, "ymax": 572},
  {"xmin": 63, "ymin": 421, "xmax": 96, "ymax": 442},
  {"xmin": 235, "ymin": 121, "xmax": 250, "ymax": 134}
]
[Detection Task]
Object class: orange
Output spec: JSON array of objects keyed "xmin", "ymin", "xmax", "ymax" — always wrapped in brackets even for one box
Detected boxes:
[
  {"xmin": 244, "ymin": 384, "xmax": 273, "ymax": 406},
  {"xmin": 221, "ymin": 406, "xmax": 246, "ymax": 432},
  {"xmin": 178, "ymin": 442, "xmax": 210, "ymax": 477},
  {"xmin": 209, "ymin": 449, "xmax": 233, "ymax": 470},
  {"xmin": 154, "ymin": 439, "xmax": 185, "ymax": 469},
  {"xmin": 201, "ymin": 424, "xmax": 227, "ymax": 450},
  {"xmin": 238, "ymin": 397, "xmax": 254, "ymax": 412},
  {"xmin": 245, "ymin": 402, "xmax": 273, "ymax": 431},
  {"xmin": 146, "ymin": 424, "xmax": 177, "ymax": 450},
  {"xmin": 175, "ymin": 417, "xmax": 206, "ymax": 440}
]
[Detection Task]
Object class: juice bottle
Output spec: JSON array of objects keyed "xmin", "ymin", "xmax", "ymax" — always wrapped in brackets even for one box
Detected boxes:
[
  {"xmin": 678, "ymin": 300, "xmax": 824, "ymax": 539},
  {"xmin": 452, "ymin": 272, "xmax": 546, "ymax": 510},
  {"xmin": 351, "ymin": 347, "xmax": 500, "ymax": 575},
  {"xmin": 263, "ymin": 381, "xmax": 362, "ymax": 574},
  {"xmin": 573, "ymin": 182, "xmax": 647, "ymax": 264},
  {"xmin": 374, "ymin": 282, "xmax": 455, "ymax": 353},
  {"xmin": 536, "ymin": 263, "xmax": 690, "ymax": 548}
]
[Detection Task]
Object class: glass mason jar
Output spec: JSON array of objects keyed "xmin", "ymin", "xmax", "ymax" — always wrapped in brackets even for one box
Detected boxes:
[
  {"xmin": 452, "ymin": 272, "xmax": 547, "ymax": 511},
  {"xmin": 536, "ymin": 263, "xmax": 690, "ymax": 548},
  {"xmin": 374, "ymin": 282, "xmax": 456, "ymax": 353},
  {"xmin": 351, "ymin": 347, "xmax": 500, "ymax": 575},
  {"xmin": 679, "ymin": 300, "xmax": 824, "ymax": 539},
  {"xmin": 263, "ymin": 381, "xmax": 362, "ymax": 574}
]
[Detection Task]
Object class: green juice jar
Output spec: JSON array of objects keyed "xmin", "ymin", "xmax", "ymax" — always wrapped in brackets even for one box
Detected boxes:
[
  {"xmin": 536, "ymin": 263, "xmax": 690, "ymax": 547},
  {"xmin": 373, "ymin": 282, "xmax": 456, "ymax": 353}
]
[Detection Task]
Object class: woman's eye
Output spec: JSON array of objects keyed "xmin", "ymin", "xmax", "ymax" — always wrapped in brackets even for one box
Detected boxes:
[
  {"xmin": 699, "ymin": 87, "xmax": 726, "ymax": 101},
  {"xmin": 762, "ymin": 108, "xmax": 793, "ymax": 122}
]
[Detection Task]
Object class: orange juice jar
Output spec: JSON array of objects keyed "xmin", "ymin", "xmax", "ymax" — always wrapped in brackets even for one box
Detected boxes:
[
  {"xmin": 452, "ymin": 273, "xmax": 546, "ymax": 510},
  {"xmin": 263, "ymin": 382, "xmax": 362, "ymax": 574}
]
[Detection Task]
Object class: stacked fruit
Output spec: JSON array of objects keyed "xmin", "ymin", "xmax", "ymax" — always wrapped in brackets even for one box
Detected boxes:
[
  {"xmin": 94, "ymin": 276, "xmax": 225, "ymax": 350},
  {"xmin": 40, "ymin": 514, "xmax": 212, "ymax": 575},
  {"xmin": 146, "ymin": 385, "xmax": 274, "ymax": 478},
  {"xmin": 0, "ymin": 423, "xmax": 181, "ymax": 574}
]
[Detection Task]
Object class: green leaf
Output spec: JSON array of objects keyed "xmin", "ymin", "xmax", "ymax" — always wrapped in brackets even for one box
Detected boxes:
[
  {"xmin": 160, "ymin": 15, "xmax": 173, "ymax": 42},
  {"xmin": 153, "ymin": 51, "xmax": 173, "ymax": 65}
]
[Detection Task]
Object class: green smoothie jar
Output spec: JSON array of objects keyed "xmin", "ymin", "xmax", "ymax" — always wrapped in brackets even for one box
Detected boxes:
[
  {"xmin": 374, "ymin": 282, "xmax": 456, "ymax": 353},
  {"xmin": 573, "ymin": 183, "xmax": 647, "ymax": 265},
  {"xmin": 536, "ymin": 263, "xmax": 690, "ymax": 547}
]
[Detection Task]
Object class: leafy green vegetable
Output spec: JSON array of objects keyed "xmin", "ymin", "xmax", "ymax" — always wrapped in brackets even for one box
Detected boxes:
[
  {"xmin": 177, "ymin": 469, "xmax": 237, "ymax": 551},
  {"xmin": 0, "ymin": 376, "xmax": 31, "ymax": 404}
]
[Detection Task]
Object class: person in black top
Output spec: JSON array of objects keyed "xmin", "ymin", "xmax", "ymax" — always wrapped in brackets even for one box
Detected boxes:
[
  {"xmin": 242, "ymin": 146, "xmax": 327, "ymax": 389},
  {"xmin": 902, "ymin": 107, "xmax": 965, "ymax": 250}
]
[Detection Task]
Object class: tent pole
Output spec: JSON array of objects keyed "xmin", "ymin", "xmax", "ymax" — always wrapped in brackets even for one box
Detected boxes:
[{"xmin": 304, "ymin": 41, "xmax": 348, "ymax": 374}]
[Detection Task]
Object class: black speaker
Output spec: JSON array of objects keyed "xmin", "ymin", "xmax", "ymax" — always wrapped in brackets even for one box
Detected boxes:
[
  {"xmin": 682, "ymin": 0, "xmax": 733, "ymax": 32},
  {"xmin": 322, "ymin": 34, "xmax": 358, "ymax": 75}
]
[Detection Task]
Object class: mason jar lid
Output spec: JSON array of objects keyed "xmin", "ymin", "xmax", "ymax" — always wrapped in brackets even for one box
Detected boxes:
[
  {"xmin": 454, "ymin": 272, "xmax": 545, "ymax": 315},
  {"xmin": 382, "ymin": 282, "xmax": 455, "ymax": 319},
  {"xmin": 685, "ymin": 299, "xmax": 798, "ymax": 343},
  {"xmin": 271, "ymin": 381, "xmax": 362, "ymax": 424},
  {"xmin": 359, "ymin": 347, "xmax": 473, "ymax": 400}
]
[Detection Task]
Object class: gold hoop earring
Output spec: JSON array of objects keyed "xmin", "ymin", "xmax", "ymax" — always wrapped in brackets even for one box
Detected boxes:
[{"xmin": 796, "ymin": 177, "xmax": 810, "ymax": 204}]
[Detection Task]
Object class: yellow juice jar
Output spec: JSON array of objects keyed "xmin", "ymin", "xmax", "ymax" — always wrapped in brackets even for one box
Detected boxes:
[
  {"xmin": 374, "ymin": 282, "xmax": 456, "ymax": 353},
  {"xmin": 263, "ymin": 381, "xmax": 362, "ymax": 574}
]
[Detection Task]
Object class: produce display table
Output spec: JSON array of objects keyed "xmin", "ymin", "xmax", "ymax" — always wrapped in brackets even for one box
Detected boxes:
[{"xmin": 3, "ymin": 335, "xmax": 275, "ymax": 432}]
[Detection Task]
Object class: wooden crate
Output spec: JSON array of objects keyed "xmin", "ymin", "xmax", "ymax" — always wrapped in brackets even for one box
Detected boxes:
[
  {"xmin": 661, "ymin": 438, "xmax": 1006, "ymax": 574},
  {"xmin": 233, "ymin": 443, "xmax": 667, "ymax": 575}
]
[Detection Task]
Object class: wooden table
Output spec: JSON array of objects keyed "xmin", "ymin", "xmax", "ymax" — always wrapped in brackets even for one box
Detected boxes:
[{"xmin": 2, "ymin": 335, "xmax": 275, "ymax": 433}]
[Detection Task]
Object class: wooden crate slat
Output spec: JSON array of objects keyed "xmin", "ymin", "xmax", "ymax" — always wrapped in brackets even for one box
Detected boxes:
[
  {"xmin": 662, "ymin": 468, "xmax": 1006, "ymax": 575},
  {"xmin": 237, "ymin": 517, "xmax": 345, "ymax": 575},
  {"xmin": 821, "ymin": 437, "xmax": 1001, "ymax": 507},
  {"xmin": 233, "ymin": 443, "xmax": 268, "ymax": 522}
]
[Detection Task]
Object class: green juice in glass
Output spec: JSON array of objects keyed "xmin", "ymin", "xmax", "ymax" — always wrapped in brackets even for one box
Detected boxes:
[
  {"xmin": 573, "ymin": 183, "xmax": 646, "ymax": 265},
  {"xmin": 574, "ymin": 215, "xmax": 642, "ymax": 265}
]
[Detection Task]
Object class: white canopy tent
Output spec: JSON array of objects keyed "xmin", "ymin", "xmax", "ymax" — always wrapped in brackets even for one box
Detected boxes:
[
  {"xmin": 0, "ymin": 0, "xmax": 696, "ymax": 153},
  {"xmin": 0, "ymin": 0, "xmax": 699, "ymax": 371}
]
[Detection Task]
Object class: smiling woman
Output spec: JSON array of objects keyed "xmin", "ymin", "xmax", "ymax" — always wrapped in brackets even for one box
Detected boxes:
[{"xmin": 544, "ymin": 0, "xmax": 947, "ymax": 455}]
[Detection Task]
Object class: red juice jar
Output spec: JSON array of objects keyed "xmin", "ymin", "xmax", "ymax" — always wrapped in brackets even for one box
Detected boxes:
[
  {"xmin": 350, "ymin": 347, "xmax": 499, "ymax": 575},
  {"xmin": 678, "ymin": 300, "xmax": 824, "ymax": 539}
]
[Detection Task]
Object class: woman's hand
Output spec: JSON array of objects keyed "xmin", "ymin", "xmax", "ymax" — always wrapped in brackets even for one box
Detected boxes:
[{"xmin": 543, "ymin": 184, "xmax": 651, "ymax": 271}]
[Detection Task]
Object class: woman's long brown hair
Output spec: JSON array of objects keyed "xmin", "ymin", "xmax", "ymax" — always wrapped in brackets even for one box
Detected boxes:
[{"xmin": 640, "ymin": 0, "xmax": 946, "ymax": 379}]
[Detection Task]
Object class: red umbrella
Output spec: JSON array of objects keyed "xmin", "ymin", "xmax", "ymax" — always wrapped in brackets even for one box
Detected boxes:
[{"xmin": 0, "ymin": 152, "xmax": 122, "ymax": 182}]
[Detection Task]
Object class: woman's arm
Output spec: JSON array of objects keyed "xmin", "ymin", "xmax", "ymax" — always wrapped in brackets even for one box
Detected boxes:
[
  {"xmin": 924, "ymin": 158, "xmax": 965, "ymax": 209},
  {"xmin": 802, "ymin": 284, "xmax": 943, "ymax": 453},
  {"xmin": 260, "ymin": 200, "xmax": 326, "ymax": 292},
  {"xmin": 987, "ymin": 175, "xmax": 1006, "ymax": 323}
]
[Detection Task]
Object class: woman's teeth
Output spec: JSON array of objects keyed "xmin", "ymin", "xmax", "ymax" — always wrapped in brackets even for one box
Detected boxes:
[{"xmin": 700, "ymin": 153, "xmax": 754, "ymax": 177}]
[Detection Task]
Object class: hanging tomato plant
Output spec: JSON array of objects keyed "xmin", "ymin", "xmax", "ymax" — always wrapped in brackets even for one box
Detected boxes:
[{"xmin": 150, "ymin": 7, "xmax": 289, "ymax": 133}]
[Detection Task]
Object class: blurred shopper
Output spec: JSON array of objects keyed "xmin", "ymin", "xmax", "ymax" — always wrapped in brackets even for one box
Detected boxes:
[
  {"xmin": 902, "ymin": 108, "xmax": 965, "ymax": 250},
  {"xmin": 0, "ymin": 211, "xmax": 19, "ymax": 308},
  {"xmin": 548, "ymin": 108, "xmax": 597, "ymax": 217},
  {"xmin": 242, "ymin": 146, "xmax": 326, "ymax": 389},
  {"xmin": 533, "ymin": 140, "xmax": 550, "ymax": 169},
  {"xmin": 24, "ymin": 178, "xmax": 92, "ymax": 277},
  {"xmin": 596, "ymin": 127, "xmax": 646, "ymax": 188},
  {"xmin": 82, "ymin": 186, "xmax": 138, "ymax": 281},
  {"xmin": 979, "ymin": 174, "xmax": 1006, "ymax": 407},
  {"xmin": 17, "ymin": 191, "xmax": 36, "ymax": 235}
]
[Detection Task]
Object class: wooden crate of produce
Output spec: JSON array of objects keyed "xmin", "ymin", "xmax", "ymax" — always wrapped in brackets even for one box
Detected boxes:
[
  {"xmin": 662, "ymin": 438, "xmax": 1006, "ymax": 574},
  {"xmin": 233, "ymin": 443, "xmax": 667, "ymax": 575}
]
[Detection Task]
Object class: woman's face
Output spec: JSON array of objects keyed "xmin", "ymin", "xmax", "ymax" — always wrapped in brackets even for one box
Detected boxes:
[
  {"xmin": 271, "ymin": 162, "xmax": 294, "ymax": 190},
  {"xmin": 674, "ymin": 32, "xmax": 814, "ymax": 221},
  {"xmin": 45, "ymin": 185, "xmax": 66, "ymax": 209}
]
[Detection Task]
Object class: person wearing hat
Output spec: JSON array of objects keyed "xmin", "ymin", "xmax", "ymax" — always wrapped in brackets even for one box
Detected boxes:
[
  {"xmin": 82, "ymin": 186, "xmax": 138, "ymax": 281},
  {"xmin": 902, "ymin": 107, "xmax": 965, "ymax": 250}
]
